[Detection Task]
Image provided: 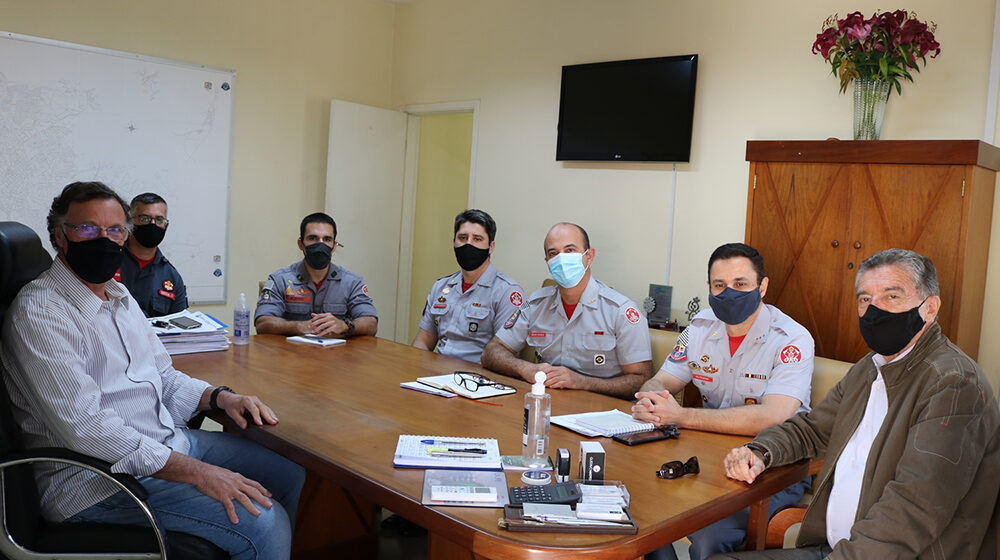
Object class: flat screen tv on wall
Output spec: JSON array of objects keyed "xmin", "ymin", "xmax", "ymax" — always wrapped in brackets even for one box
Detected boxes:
[{"xmin": 556, "ymin": 54, "xmax": 698, "ymax": 162}]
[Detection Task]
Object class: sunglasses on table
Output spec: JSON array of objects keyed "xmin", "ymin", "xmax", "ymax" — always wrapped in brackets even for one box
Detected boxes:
[
  {"xmin": 452, "ymin": 372, "xmax": 513, "ymax": 393},
  {"xmin": 655, "ymin": 456, "xmax": 699, "ymax": 479}
]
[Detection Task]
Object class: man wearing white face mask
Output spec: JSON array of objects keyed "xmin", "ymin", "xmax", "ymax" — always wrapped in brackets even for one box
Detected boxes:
[{"xmin": 481, "ymin": 222, "xmax": 652, "ymax": 399}]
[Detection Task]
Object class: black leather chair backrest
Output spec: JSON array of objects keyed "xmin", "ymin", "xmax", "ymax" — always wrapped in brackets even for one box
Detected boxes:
[
  {"xmin": 0, "ymin": 221, "xmax": 53, "ymax": 548},
  {"xmin": 0, "ymin": 221, "xmax": 53, "ymax": 320}
]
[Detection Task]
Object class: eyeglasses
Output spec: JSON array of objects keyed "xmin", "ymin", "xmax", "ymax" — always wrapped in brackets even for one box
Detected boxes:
[
  {"xmin": 655, "ymin": 456, "xmax": 699, "ymax": 479},
  {"xmin": 452, "ymin": 372, "xmax": 513, "ymax": 393},
  {"xmin": 135, "ymin": 214, "xmax": 169, "ymax": 227},
  {"xmin": 62, "ymin": 222, "xmax": 129, "ymax": 243}
]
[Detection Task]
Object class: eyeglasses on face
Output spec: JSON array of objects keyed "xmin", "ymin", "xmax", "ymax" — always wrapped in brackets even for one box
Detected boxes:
[
  {"xmin": 655, "ymin": 456, "xmax": 699, "ymax": 479},
  {"xmin": 452, "ymin": 371, "xmax": 512, "ymax": 392},
  {"xmin": 135, "ymin": 214, "xmax": 169, "ymax": 227},
  {"xmin": 62, "ymin": 222, "xmax": 129, "ymax": 243}
]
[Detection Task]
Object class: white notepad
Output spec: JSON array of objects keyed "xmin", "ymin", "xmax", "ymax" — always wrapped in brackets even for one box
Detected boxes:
[
  {"xmin": 286, "ymin": 335, "xmax": 346, "ymax": 347},
  {"xmin": 552, "ymin": 409, "xmax": 654, "ymax": 437}
]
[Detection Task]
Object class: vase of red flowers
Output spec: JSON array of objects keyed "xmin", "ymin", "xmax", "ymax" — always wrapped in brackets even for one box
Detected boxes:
[{"xmin": 812, "ymin": 10, "xmax": 941, "ymax": 140}]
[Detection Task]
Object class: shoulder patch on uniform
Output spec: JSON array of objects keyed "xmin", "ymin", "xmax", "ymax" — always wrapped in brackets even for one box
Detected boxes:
[
  {"xmin": 779, "ymin": 345, "xmax": 802, "ymax": 364},
  {"xmin": 624, "ymin": 307, "xmax": 641, "ymax": 324},
  {"xmin": 676, "ymin": 329, "xmax": 690, "ymax": 347},
  {"xmin": 503, "ymin": 308, "xmax": 521, "ymax": 329},
  {"xmin": 257, "ymin": 290, "xmax": 272, "ymax": 304},
  {"xmin": 510, "ymin": 291, "xmax": 523, "ymax": 307},
  {"xmin": 362, "ymin": 284, "xmax": 370, "ymax": 296},
  {"xmin": 667, "ymin": 343, "xmax": 687, "ymax": 362}
]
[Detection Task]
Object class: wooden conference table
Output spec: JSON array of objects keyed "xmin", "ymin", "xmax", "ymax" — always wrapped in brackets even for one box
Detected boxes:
[{"xmin": 173, "ymin": 335, "xmax": 810, "ymax": 559}]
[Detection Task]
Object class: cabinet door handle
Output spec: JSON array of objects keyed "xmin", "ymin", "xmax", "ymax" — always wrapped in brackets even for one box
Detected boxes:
[
  {"xmin": 853, "ymin": 241, "xmax": 862, "ymax": 249},
  {"xmin": 831, "ymin": 240, "xmax": 840, "ymax": 248}
]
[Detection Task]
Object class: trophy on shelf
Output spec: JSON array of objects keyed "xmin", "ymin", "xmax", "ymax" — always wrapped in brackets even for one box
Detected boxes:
[{"xmin": 643, "ymin": 284, "xmax": 676, "ymax": 330}]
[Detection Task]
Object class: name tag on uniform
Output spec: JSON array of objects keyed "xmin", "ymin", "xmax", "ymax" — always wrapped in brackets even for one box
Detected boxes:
[{"xmin": 528, "ymin": 332, "xmax": 546, "ymax": 338}]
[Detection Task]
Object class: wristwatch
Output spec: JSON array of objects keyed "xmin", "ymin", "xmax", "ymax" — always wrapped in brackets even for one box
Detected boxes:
[
  {"xmin": 210, "ymin": 385, "xmax": 234, "ymax": 411},
  {"xmin": 344, "ymin": 317, "xmax": 355, "ymax": 336},
  {"xmin": 744, "ymin": 442, "xmax": 772, "ymax": 468}
]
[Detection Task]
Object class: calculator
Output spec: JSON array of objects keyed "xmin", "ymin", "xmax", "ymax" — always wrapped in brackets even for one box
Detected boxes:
[{"xmin": 508, "ymin": 481, "xmax": 581, "ymax": 505}]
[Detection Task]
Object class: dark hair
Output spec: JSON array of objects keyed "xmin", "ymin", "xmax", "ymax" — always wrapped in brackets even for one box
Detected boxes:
[
  {"xmin": 454, "ymin": 209, "xmax": 497, "ymax": 243},
  {"xmin": 857, "ymin": 248, "xmax": 940, "ymax": 298},
  {"xmin": 47, "ymin": 182, "xmax": 131, "ymax": 249},
  {"xmin": 558, "ymin": 222, "xmax": 591, "ymax": 251},
  {"xmin": 300, "ymin": 212, "xmax": 337, "ymax": 241},
  {"xmin": 130, "ymin": 192, "xmax": 168, "ymax": 212},
  {"xmin": 708, "ymin": 243, "xmax": 765, "ymax": 284}
]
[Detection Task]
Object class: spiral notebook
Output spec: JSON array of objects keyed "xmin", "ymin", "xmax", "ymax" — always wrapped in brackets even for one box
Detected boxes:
[{"xmin": 551, "ymin": 410, "xmax": 654, "ymax": 437}]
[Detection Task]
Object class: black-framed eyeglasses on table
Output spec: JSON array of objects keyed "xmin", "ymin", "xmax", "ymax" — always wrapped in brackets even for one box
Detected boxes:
[
  {"xmin": 656, "ymin": 456, "xmax": 699, "ymax": 479},
  {"xmin": 452, "ymin": 371, "xmax": 513, "ymax": 393}
]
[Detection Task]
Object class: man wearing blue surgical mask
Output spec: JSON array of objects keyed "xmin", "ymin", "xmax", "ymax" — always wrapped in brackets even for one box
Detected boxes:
[
  {"xmin": 634, "ymin": 243, "xmax": 814, "ymax": 560},
  {"xmin": 482, "ymin": 222, "xmax": 653, "ymax": 399}
]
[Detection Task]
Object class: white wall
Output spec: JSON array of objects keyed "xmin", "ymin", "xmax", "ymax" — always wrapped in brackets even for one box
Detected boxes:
[
  {"xmin": 391, "ymin": 0, "xmax": 1000, "ymax": 389},
  {"xmin": 392, "ymin": 0, "xmax": 993, "ymax": 308}
]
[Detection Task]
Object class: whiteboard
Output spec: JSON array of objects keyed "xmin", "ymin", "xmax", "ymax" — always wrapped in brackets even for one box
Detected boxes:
[{"xmin": 0, "ymin": 31, "xmax": 234, "ymax": 304}]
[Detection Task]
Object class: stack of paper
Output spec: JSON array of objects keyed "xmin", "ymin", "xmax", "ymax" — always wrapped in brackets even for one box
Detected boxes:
[{"xmin": 149, "ymin": 310, "xmax": 230, "ymax": 355}]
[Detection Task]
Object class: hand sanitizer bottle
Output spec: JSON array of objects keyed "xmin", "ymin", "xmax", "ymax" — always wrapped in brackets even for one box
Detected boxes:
[
  {"xmin": 522, "ymin": 371, "xmax": 551, "ymax": 470},
  {"xmin": 233, "ymin": 292, "xmax": 250, "ymax": 345}
]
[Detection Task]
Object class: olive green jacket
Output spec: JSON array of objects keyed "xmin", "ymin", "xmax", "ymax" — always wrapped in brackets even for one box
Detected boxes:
[{"xmin": 754, "ymin": 323, "xmax": 1000, "ymax": 559}]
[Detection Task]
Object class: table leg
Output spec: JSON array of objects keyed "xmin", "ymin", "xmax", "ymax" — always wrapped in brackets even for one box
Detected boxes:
[
  {"xmin": 291, "ymin": 469, "xmax": 379, "ymax": 559},
  {"xmin": 745, "ymin": 496, "xmax": 771, "ymax": 551}
]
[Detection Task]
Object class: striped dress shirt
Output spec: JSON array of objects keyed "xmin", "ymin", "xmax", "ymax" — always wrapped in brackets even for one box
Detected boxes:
[{"xmin": 0, "ymin": 258, "xmax": 210, "ymax": 521}]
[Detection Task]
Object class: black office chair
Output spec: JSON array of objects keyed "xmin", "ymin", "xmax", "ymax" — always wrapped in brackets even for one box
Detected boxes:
[{"xmin": 0, "ymin": 221, "xmax": 228, "ymax": 560}]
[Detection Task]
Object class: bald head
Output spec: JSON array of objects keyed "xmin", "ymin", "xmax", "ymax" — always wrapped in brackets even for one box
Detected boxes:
[{"xmin": 544, "ymin": 222, "xmax": 590, "ymax": 258}]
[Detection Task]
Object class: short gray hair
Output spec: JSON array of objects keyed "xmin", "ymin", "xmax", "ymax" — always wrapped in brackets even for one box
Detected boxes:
[{"xmin": 856, "ymin": 249, "xmax": 939, "ymax": 299}]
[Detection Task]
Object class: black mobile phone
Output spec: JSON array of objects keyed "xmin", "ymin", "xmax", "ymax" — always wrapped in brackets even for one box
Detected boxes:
[
  {"xmin": 612, "ymin": 424, "xmax": 680, "ymax": 446},
  {"xmin": 168, "ymin": 316, "xmax": 202, "ymax": 330}
]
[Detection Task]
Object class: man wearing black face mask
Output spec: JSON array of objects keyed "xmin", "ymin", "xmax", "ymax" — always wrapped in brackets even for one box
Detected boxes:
[
  {"xmin": 116, "ymin": 192, "xmax": 188, "ymax": 317},
  {"xmin": 255, "ymin": 212, "xmax": 377, "ymax": 338},
  {"xmin": 412, "ymin": 209, "xmax": 523, "ymax": 363},
  {"xmin": 633, "ymin": 243, "xmax": 814, "ymax": 560},
  {"xmin": 1, "ymin": 182, "xmax": 305, "ymax": 558},
  {"xmin": 715, "ymin": 249, "xmax": 1000, "ymax": 560}
]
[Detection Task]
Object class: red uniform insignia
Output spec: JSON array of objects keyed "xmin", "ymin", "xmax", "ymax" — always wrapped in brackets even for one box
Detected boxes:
[
  {"xmin": 503, "ymin": 309, "xmax": 520, "ymax": 329},
  {"xmin": 362, "ymin": 284, "xmax": 369, "ymax": 296},
  {"xmin": 693, "ymin": 373, "xmax": 713, "ymax": 382},
  {"xmin": 510, "ymin": 291, "xmax": 523, "ymax": 307},
  {"xmin": 703, "ymin": 365, "xmax": 718, "ymax": 374},
  {"xmin": 528, "ymin": 332, "xmax": 547, "ymax": 338},
  {"xmin": 745, "ymin": 397, "xmax": 759, "ymax": 405},
  {"xmin": 162, "ymin": 280, "xmax": 174, "ymax": 291},
  {"xmin": 625, "ymin": 307, "xmax": 641, "ymax": 324},
  {"xmin": 432, "ymin": 303, "xmax": 447, "ymax": 309},
  {"xmin": 667, "ymin": 343, "xmax": 687, "ymax": 362},
  {"xmin": 700, "ymin": 354, "xmax": 711, "ymax": 363},
  {"xmin": 158, "ymin": 289, "xmax": 176, "ymax": 301},
  {"xmin": 286, "ymin": 295, "xmax": 311, "ymax": 302},
  {"xmin": 113, "ymin": 269, "xmax": 122, "ymax": 282},
  {"xmin": 780, "ymin": 345, "xmax": 802, "ymax": 364}
]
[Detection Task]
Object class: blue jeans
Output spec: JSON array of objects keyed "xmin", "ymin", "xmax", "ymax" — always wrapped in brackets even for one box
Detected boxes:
[
  {"xmin": 647, "ymin": 478, "xmax": 812, "ymax": 560},
  {"xmin": 68, "ymin": 429, "xmax": 306, "ymax": 560}
]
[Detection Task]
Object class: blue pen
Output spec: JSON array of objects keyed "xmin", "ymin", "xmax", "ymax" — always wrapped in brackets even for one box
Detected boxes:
[{"xmin": 421, "ymin": 439, "xmax": 487, "ymax": 446}]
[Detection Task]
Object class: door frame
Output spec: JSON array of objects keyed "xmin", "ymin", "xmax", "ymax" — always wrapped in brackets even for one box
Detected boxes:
[{"xmin": 394, "ymin": 100, "xmax": 480, "ymax": 343}]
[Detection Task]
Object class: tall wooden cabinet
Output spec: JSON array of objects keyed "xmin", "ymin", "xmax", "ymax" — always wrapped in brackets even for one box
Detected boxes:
[{"xmin": 745, "ymin": 140, "xmax": 999, "ymax": 363}]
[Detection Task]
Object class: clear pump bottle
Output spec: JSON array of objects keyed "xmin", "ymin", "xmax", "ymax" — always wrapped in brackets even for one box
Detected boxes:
[
  {"xmin": 233, "ymin": 292, "xmax": 250, "ymax": 345},
  {"xmin": 522, "ymin": 371, "xmax": 551, "ymax": 469}
]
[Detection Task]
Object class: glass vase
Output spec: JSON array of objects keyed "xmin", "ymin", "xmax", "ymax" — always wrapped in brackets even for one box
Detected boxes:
[{"xmin": 853, "ymin": 78, "xmax": 891, "ymax": 140}]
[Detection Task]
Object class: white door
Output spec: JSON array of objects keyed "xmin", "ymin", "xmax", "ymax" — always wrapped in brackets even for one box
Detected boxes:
[{"xmin": 326, "ymin": 100, "xmax": 407, "ymax": 341}]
